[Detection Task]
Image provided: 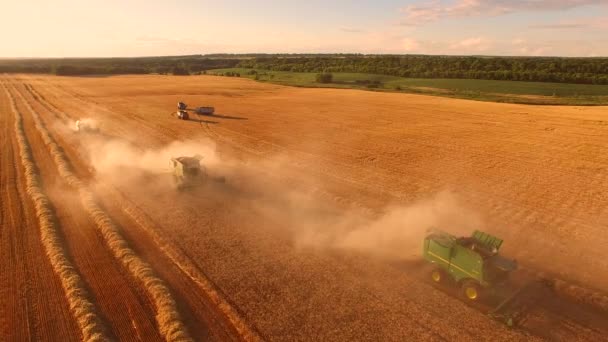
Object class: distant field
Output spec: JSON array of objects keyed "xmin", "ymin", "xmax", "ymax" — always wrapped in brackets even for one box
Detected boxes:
[
  {"xmin": 4, "ymin": 74, "xmax": 608, "ymax": 340},
  {"xmin": 209, "ymin": 68, "xmax": 608, "ymax": 105}
]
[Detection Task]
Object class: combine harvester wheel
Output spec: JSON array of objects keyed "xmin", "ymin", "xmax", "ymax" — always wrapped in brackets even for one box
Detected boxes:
[
  {"xmin": 431, "ymin": 269, "xmax": 444, "ymax": 283},
  {"xmin": 461, "ymin": 280, "xmax": 482, "ymax": 301}
]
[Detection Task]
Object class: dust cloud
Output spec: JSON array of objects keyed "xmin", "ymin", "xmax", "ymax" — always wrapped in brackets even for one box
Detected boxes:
[
  {"xmin": 86, "ymin": 137, "xmax": 219, "ymax": 176},
  {"xmin": 303, "ymin": 192, "xmax": 478, "ymax": 259},
  {"xmin": 275, "ymin": 188, "xmax": 480, "ymax": 260},
  {"xmin": 73, "ymin": 118, "xmax": 99, "ymax": 132},
  {"xmin": 226, "ymin": 152, "xmax": 482, "ymax": 260},
  {"xmin": 79, "ymin": 128, "xmax": 481, "ymax": 261}
]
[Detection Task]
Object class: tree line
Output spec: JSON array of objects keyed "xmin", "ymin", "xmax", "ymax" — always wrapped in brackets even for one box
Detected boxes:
[
  {"xmin": 1, "ymin": 54, "xmax": 608, "ymax": 84},
  {"xmin": 0, "ymin": 56, "xmax": 239, "ymax": 76},
  {"xmin": 238, "ymin": 56, "xmax": 608, "ymax": 85}
]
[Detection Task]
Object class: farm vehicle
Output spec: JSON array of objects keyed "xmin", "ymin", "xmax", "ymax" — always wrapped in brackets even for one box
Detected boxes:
[
  {"xmin": 170, "ymin": 155, "xmax": 224, "ymax": 190},
  {"xmin": 176, "ymin": 101, "xmax": 214, "ymax": 120},
  {"xmin": 423, "ymin": 229, "xmax": 544, "ymax": 326},
  {"xmin": 74, "ymin": 118, "xmax": 99, "ymax": 133}
]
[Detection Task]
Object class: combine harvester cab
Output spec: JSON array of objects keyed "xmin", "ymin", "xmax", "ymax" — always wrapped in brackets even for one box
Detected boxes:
[
  {"xmin": 423, "ymin": 229, "xmax": 539, "ymax": 326},
  {"xmin": 171, "ymin": 155, "xmax": 207, "ymax": 190}
]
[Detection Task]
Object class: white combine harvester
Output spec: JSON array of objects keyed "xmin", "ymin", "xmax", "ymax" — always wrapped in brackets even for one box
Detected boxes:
[
  {"xmin": 170, "ymin": 154, "xmax": 225, "ymax": 190},
  {"xmin": 176, "ymin": 101, "xmax": 215, "ymax": 120},
  {"xmin": 74, "ymin": 118, "xmax": 99, "ymax": 133}
]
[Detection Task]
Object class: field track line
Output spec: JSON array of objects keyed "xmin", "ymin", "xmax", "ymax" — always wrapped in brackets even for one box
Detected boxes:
[
  {"xmin": 104, "ymin": 185, "xmax": 264, "ymax": 341},
  {"xmin": 1, "ymin": 80, "xmax": 110, "ymax": 342},
  {"xmin": 10, "ymin": 82, "xmax": 193, "ymax": 342}
]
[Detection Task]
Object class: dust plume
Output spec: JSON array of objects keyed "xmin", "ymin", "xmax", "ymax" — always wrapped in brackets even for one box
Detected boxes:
[
  {"xmin": 288, "ymin": 190, "xmax": 480, "ymax": 259},
  {"xmin": 73, "ymin": 117, "xmax": 99, "ymax": 132},
  {"xmin": 226, "ymin": 152, "xmax": 482, "ymax": 260},
  {"xmin": 87, "ymin": 137, "xmax": 219, "ymax": 176},
  {"xmin": 77, "ymin": 119, "xmax": 480, "ymax": 262}
]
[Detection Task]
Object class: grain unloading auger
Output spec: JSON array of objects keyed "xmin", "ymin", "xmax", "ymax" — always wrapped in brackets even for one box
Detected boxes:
[
  {"xmin": 176, "ymin": 101, "xmax": 214, "ymax": 120},
  {"xmin": 422, "ymin": 229, "xmax": 546, "ymax": 327}
]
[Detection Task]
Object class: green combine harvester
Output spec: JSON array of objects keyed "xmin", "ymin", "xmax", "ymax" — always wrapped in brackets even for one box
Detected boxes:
[{"xmin": 423, "ymin": 229, "xmax": 541, "ymax": 326}]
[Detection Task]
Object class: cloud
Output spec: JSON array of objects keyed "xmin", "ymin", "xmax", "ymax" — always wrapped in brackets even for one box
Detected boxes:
[
  {"xmin": 132, "ymin": 35, "xmax": 212, "ymax": 54},
  {"xmin": 449, "ymin": 37, "xmax": 492, "ymax": 52},
  {"xmin": 402, "ymin": 38, "xmax": 420, "ymax": 51},
  {"xmin": 451, "ymin": 37, "xmax": 482, "ymax": 48},
  {"xmin": 517, "ymin": 45, "xmax": 552, "ymax": 56},
  {"xmin": 135, "ymin": 35, "xmax": 169, "ymax": 43},
  {"xmin": 529, "ymin": 17, "xmax": 608, "ymax": 30},
  {"xmin": 400, "ymin": 0, "xmax": 444, "ymax": 25},
  {"xmin": 510, "ymin": 37, "xmax": 553, "ymax": 56},
  {"xmin": 339, "ymin": 26, "xmax": 366, "ymax": 33},
  {"xmin": 401, "ymin": 0, "xmax": 607, "ymax": 25},
  {"xmin": 135, "ymin": 35, "xmax": 202, "ymax": 45},
  {"xmin": 529, "ymin": 23, "xmax": 587, "ymax": 29}
]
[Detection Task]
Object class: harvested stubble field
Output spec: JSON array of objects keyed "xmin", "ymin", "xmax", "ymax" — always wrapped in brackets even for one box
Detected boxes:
[{"xmin": 1, "ymin": 73, "xmax": 608, "ymax": 341}]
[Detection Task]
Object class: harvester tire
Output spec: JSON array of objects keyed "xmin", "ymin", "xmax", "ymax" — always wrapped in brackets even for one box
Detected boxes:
[
  {"xmin": 430, "ymin": 268, "xmax": 446, "ymax": 284},
  {"xmin": 461, "ymin": 280, "xmax": 482, "ymax": 301}
]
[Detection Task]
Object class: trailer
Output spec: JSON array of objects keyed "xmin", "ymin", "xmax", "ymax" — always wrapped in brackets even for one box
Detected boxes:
[{"xmin": 194, "ymin": 106, "xmax": 215, "ymax": 115}]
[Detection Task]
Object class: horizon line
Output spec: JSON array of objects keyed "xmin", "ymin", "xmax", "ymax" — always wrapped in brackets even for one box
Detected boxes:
[{"xmin": 1, "ymin": 53, "xmax": 607, "ymax": 60}]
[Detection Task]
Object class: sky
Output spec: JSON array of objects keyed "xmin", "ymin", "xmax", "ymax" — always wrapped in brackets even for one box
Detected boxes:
[{"xmin": 1, "ymin": 0, "xmax": 607, "ymax": 57}]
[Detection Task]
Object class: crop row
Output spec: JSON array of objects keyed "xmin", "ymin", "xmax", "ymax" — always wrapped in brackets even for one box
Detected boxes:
[
  {"xmin": 12, "ymin": 85, "xmax": 192, "ymax": 341},
  {"xmin": 2, "ymin": 82, "xmax": 109, "ymax": 342},
  {"xmin": 25, "ymin": 80, "xmax": 262, "ymax": 341}
]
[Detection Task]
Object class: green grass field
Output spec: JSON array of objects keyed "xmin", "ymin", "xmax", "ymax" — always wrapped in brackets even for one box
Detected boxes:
[{"xmin": 209, "ymin": 68, "xmax": 608, "ymax": 105}]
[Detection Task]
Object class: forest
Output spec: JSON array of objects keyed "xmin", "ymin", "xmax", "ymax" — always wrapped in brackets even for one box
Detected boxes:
[
  {"xmin": 237, "ymin": 56, "xmax": 608, "ymax": 85},
  {"xmin": 0, "ymin": 56, "xmax": 239, "ymax": 75},
  {"xmin": 1, "ymin": 54, "xmax": 607, "ymax": 85}
]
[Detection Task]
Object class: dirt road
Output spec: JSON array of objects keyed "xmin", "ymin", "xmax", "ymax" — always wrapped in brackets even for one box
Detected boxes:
[{"xmin": 2, "ymin": 73, "xmax": 607, "ymax": 340}]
